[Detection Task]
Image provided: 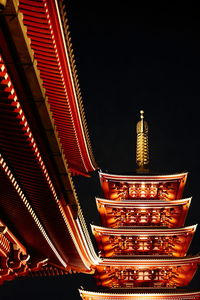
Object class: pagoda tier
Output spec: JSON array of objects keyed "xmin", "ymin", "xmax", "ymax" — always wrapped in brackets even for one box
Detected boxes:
[
  {"xmin": 91, "ymin": 225, "xmax": 196, "ymax": 257},
  {"xmin": 94, "ymin": 255, "xmax": 200, "ymax": 288},
  {"xmin": 99, "ymin": 172, "xmax": 187, "ymax": 201},
  {"xmin": 79, "ymin": 289, "xmax": 200, "ymax": 299},
  {"xmin": 96, "ymin": 198, "xmax": 191, "ymax": 228}
]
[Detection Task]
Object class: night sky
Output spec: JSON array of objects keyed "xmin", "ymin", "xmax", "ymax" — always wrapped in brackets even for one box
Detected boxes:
[{"xmin": 1, "ymin": 1, "xmax": 200, "ymax": 299}]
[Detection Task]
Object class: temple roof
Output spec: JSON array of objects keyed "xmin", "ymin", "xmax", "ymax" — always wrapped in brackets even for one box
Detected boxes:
[
  {"xmin": 17, "ymin": 0, "xmax": 98, "ymax": 176},
  {"xmin": 97, "ymin": 254, "xmax": 200, "ymax": 266},
  {"xmin": 0, "ymin": 0, "xmax": 99, "ymax": 275},
  {"xmin": 1, "ymin": 0, "xmax": 98, "ymax": 177},
  {"xmin": 99, "ymin": 171, "xmax": 188, "ymax": 182},
  {"xmin": 96, "ymin": 197, "xmax": 191, "ymax": 207}
]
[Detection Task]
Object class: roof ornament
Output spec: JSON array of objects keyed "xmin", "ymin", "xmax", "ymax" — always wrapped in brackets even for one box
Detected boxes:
[{"xmin": 136, "ymin": 110, "xmax": 150, "ymax": 173}]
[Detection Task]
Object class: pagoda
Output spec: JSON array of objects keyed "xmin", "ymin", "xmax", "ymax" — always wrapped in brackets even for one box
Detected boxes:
[
  {"xmin": 80, "ymin": 111, "xmax": 200, "ymax": 299},
  {"xmin": 0, "ymin": 1, "xmax": 200, "ymax": 298}
]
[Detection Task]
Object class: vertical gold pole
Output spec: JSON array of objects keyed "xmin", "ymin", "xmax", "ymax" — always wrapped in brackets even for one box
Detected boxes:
[{"xmin": 136, "ymin": 110, "xmax": 149, "ymax": 173}]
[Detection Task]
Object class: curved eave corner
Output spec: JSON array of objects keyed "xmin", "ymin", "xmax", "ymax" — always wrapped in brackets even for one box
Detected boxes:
[{"xmin": 56, "ymin": 0, "xmax": 98, "ymax": 175}]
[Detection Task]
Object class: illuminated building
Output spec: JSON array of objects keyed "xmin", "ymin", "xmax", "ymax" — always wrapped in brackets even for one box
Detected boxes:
[
  {"xmin": 80, "ymin": 111, "xmax": 200, "ymax": 298},
  {"xmin": 0, "ymin": 0, "xmax": 99, "ymax": 283},
  {"xmin": 0, "ymin": 0, "xmax": 199, "ymax": 299}
]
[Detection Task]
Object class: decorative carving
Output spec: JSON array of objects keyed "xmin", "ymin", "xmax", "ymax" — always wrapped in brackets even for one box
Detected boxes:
[
  {"xmin": 97, "ymin": 198, "xmax": 190, "ymax": 228},
  {"xmin": 95, "ymin": 261, "xmax": 199, "ymax": 288},
  {"xmin": 99, "ymin": 172, "xmax": 187, "ymax": 201},
  {"xmin": 104, "ymin": 181, "xmax": 181, "ymax": 201},
  {"xmin": 94, "ymin": 232, "xmax": 193, "ymax": 257}
]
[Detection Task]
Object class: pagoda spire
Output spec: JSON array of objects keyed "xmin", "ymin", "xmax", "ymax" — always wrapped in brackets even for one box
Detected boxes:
[{"xmin": 136, "ymin": 110, "xmax": 150, "ymax": 173}]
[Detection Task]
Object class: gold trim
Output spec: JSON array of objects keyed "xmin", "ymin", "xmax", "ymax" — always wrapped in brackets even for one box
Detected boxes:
[{"xmin": 57, "ymin": 0, "xmax": 98, "ymax": 170}]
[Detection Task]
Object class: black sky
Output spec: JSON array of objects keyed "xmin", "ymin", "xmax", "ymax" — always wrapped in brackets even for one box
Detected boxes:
[{"xmin": 1, "ymin": 1, "xmax": 200, "ymax": 299}]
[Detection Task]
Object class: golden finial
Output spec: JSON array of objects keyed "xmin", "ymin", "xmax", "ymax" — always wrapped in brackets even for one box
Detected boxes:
[
  {"xmin": 0, "ymin": 0, "xmax": 7, "ymax": 10},
  {"xmin": 136, "ymin": 110, "xmax": 149, "ymax": 173}
]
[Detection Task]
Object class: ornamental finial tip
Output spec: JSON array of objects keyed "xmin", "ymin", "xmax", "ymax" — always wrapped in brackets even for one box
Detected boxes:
[{"xmin": 140, "ymin": 110, "xmax": 144, "ymax": 119}]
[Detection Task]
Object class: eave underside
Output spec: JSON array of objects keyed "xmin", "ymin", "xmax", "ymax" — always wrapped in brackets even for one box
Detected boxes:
[{"xmin": 0, "ymin": 7, "xmax": 97, "ymax": 273}]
